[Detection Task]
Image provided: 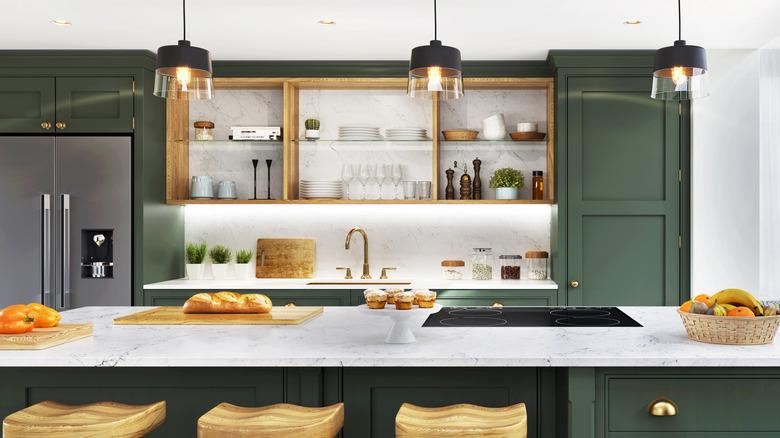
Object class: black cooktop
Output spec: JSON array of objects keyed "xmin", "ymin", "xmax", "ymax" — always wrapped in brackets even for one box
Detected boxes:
[{"xmin": 422, "ymin": 307, "xmax": 642, "ymax": 327}]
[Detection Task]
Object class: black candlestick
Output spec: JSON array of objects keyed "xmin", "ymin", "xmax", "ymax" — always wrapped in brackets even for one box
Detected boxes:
[
  {"xmin": 266, "ymin": 159, "xmax": 273, "ymax": 200},
  {"xmin": 251, "ymin": 159, "xmax": 259, "ymax": 200}
]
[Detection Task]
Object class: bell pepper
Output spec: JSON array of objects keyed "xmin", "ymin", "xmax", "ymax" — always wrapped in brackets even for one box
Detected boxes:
[
  {"xmin": 27, "ymin": 303, "xmax": 61, "ymax": 328},
  {"xmin": 0, "ymin": 304, "xmax": 35, "ymax": 334}
]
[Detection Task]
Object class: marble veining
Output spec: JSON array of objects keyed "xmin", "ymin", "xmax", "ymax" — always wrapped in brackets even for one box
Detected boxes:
[{"xmin": 2, "ymin": 306, "xmax": 779, "ymax": 367}]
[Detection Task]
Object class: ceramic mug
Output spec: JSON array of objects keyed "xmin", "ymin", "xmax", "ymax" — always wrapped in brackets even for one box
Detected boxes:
[
  {"xmin": 190, "ymin": 176, "xmax": 214, "ymax": 199},
  {"xmin": 516, "ymin": 122, "xmax": 538, "ymax": 133},
  {"xmin": 218, "ymin": 180, "xmax": 237, "ymax": 199},
  {"xmin": 482, "ymin": 114, "xmax": 506, "ymax": 140}
]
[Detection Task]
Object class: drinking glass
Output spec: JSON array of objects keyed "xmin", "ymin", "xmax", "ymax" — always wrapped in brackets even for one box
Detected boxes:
[
  {"xmin": 341, "ymin": 164, "xmax": 354, "ymax": 200},
  {"xmin": 391, "ymin": 164, "xmax": 403, "ymax": 200},
  {"xmin": 416, "ymin": 181, "xmax": 432, "ymax": 200},
  {"xmin": 403, "ymin": 181, "xmax": 417, "ymax": 200},
  {"xmin": 375, "ymin": 164, "xmax": 387, "ymax": 200},
  {"xmin": 358, "ymin": 164, "xmax": 370, "ymax": 200}
]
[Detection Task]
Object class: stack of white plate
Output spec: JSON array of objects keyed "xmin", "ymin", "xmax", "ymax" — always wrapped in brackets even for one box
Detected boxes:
[
  {"xmin": 339, "ymin": 126, "xmax": 382, "ymax": 141},
  {"xmin": 300, "ymin": 180, "xmax": 343, "ymax": 199},
  {"xmin": 385, "ymin": 127, "xmax": 428, "ymax": 141}
]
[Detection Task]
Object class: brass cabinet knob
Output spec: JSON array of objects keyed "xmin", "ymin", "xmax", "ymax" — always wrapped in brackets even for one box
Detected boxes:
[
  {"xmin": 491, "ymin": 301, "xmax": 504, "ymax": 308},
  {"xmin": 569, "ymin": 280, "xmax": 580, "ymax": 288},
  {"xmin": 380, "ymin": 267, "xmax": 397, "ymax": 280},
  {"xmin": 40, "ymin": 121, "xmax": 52, "ymax": 130},
  {"xmin": 55, "ymin": 121, "xmax": 67, "ymax": 130},
  {"xmin": 285, "ymin": 302, "xmax": 297, "ymax": 307},
  {"xmin": 647, "ymin": 398, "xmax": 678, "ymax": 416},
  {"xmin": 336, "ymin": 267, "xmax": 353, "ymax": 280}
]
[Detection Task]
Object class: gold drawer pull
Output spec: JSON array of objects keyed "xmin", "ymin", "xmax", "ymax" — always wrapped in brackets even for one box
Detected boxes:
[
  {"xmin": 491, "ymin": 301, "xmax": 504, "ymax": 308},
  {"xmin": 40, "ymin": 121, "xmax": 52, "ymax": 130},
  {"xmin": 647, "ymin": 398, "xmax": 678, "ymax": 416},
  {"xmin": 55, "ymin": 121, "xmax": 67, "ymax": 130}
]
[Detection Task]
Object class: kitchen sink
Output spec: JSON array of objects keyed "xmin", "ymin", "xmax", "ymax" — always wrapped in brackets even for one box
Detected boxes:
[{"xmin": 306, "ymin": 280, "xmax": 412, "ymax": 286}]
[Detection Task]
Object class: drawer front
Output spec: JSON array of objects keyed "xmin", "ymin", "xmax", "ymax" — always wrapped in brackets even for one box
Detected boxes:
[
  {"xmin": 55, "ymin": 77, "xmax": 134, "ymax": 133},
  {"xmin": 143, "ymin": 289, "xmax": 352, "ymax": 307},
  {"xmin": 606, "ymin": 376, "xmax": 780, "ymax": 434},
  {"xmin": 350, "ymin": 289, "xmax": 557, "ymax": 307}
]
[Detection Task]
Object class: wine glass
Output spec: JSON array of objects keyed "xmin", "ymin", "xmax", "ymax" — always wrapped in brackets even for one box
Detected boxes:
[
  {"xmin": 391, "ymin": 164, "xmax": 403, "ymax": 200},
  {"xmin": 341, "ymin": 163, "xmax": 354, "ymax": 200},
  {"xmin": 375, "ymin": 164, "xmax": 387, "ymax": 200},
  {"xmin": 358, "ymin": 164, "xmax": 370, "ymax": 200}
]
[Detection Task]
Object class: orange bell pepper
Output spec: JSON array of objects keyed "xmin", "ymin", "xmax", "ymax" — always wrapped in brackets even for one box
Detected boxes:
[
  {"xmin": 0, "ymin": 304, "xmax": 35, "ymax": 334},
  {"xmin": 27, "ymin": 303, "xmax": 61, "ymax": 328}
]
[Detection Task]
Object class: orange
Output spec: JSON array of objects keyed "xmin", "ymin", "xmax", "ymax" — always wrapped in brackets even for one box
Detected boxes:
[
  {"xmin": 726, "ymin": 307, "xmax": 755, "ymax": 317},
  {"xmin": 694, "ymin": 294, "xmax": 710, "ymax": 303},
  {"xmin": 679, "ymin": 300, "xmax": 693, "ymax": 312}
]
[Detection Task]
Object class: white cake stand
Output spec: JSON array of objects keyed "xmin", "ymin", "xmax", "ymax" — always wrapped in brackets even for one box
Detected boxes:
[{"xmin": 357, "ymin": 304, "xmax": 442, "ymax": 344}]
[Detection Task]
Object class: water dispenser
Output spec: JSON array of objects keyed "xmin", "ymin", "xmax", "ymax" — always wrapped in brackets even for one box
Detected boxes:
[{"xmin": 81, "ymin": 229, "xmax": 114, "ymax": 278}]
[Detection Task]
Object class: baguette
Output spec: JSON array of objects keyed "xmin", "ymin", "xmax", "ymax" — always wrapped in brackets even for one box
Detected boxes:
[{"xmin": 182, "ymin": 291, "xmax": 273, "ymax": 314}]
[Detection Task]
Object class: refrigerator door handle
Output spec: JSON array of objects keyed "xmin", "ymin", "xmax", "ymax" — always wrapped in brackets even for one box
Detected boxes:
[
  {"xmin": 61, "ymin": 194, "xmax": 71, "ymax": 310},
  {"xmin": 42, "ymin": 194, "xmax": 51, "ymax": 307}
]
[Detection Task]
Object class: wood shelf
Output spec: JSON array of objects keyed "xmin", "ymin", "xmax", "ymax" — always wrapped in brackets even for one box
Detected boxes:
[{"xmin": 168, "ymin": 199, "xmax": 553, "ymax": 205}]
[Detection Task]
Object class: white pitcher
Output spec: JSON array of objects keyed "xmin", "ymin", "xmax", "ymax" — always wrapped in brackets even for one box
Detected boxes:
[{"xmin": 482, "ymin": 114, "xmax": 506, "ymax": 140}]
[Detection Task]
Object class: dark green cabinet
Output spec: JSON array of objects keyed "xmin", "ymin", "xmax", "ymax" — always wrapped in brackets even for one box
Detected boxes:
[
  {"xmin": 142, "ymin": 289, "xmax": 354, "ymax": 307},
  {"xmin": 0, "ymin": 76, "xmax": 133, "ymax": 133},
  {"xmin": 350, "ymin": 289, "xmax": 558, "ymax": 306},
  {"xmin": 0, "ymin": 78, "xmax": 55, "ymax": 133},
  {"xmin": 55, "ymin": 77, "xmax": 134, "ymax": 132}
]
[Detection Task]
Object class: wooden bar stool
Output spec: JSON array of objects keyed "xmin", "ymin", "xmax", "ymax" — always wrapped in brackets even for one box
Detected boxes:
[
  {"xmin": 3, "ymin": 400, "xmax": 166, "ymax": 438},
  {"xmin": 198, "ymin": 402, "xmax": 344, "ymax": 438},
  {"xmin": 396, "ymin": 402, "xmax": 527, "ymax": 438}
]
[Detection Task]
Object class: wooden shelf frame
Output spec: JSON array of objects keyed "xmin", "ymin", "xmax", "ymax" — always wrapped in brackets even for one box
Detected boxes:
[{"xmin": 166, "ymin": 77, "xmax": 555, "ymax": 205}]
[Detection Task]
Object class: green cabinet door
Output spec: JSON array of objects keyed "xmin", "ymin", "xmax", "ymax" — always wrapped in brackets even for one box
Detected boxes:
[
  {"xmin": 0, "ymin": 78, "xmax": 55, "ymax": 133},
  {"xmin": 55, "ymin": 77, "xmax": 134, "ymax": 133},
  {"xmin": 142, "ymin": 289, "xmax": 353, "ymax": 306},
  {"xmin": 566, "ymin": 76, "xmax": 681, "ymax": 306}
]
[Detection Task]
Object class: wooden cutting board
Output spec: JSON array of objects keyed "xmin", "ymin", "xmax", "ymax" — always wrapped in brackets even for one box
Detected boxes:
[
  {"xmin": 0, "ymin": 324, "xmax": 93, "ymax": 350},
  {"xmin": 256, "ymin": 238, "xmax": 316, "ymax": 278},
  {"xmin": 113, "ymin": 306, "xmax": 323, "ymax": 325}
]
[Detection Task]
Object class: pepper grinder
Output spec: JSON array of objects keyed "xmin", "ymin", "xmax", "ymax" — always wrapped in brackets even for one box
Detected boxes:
[
  {"xmin": 266, "ymin": 159, "xmax": 273, "ymax": 200},
  {"xmin": 445, "ymin": 166, "xmax": 455, "ymax": 200},
  {"xmin": 459, "ymin": 162, "xmax": 472, "ymax": 200},
  {"xmin": 472, "ymin": 157, "xmax": 482, "ymax": 200},
  {"xmin": 251, "ymin": 159, "xmax": 259, "ymax": 200}
]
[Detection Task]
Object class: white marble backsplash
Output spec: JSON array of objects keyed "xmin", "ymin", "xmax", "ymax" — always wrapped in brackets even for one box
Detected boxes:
[
  {"xmin": 189, "ymin": 142, "xmax": 283, "ymax": 200},
  {"xmin": 440, "ymin": 89, "xmax": 548, "ymax": 137},
  {"xmin": 189, "ymin": 89, "xmax": 283, "ymax": 140},
  {"xmin": 184, "ymin": 204, "xmax": 551, "ymax": 278}
]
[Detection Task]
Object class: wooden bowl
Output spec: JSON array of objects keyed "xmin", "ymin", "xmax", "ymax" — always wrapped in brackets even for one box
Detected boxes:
[
  {"xmin": 510, "ymin": 131, "xmax": 546, "ymax": 141},
  {"xmin": 442, "ymin": 130, "xmax": 479, "ymax": 141}
]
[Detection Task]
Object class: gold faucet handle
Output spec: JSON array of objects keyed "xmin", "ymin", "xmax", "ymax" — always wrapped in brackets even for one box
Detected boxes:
[
  {"xmin": 336, "ymin": 267, "xmax": 353, "ymax": 280},
  {"xmin": 380, "ymin": 267, "xmax": 397, "ymax": 280}
]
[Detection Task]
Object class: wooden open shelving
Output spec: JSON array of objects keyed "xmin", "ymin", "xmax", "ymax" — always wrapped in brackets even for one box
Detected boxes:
[{"xmin": 166, "ymin": 77, "xmax": 555, "ymax": 205}]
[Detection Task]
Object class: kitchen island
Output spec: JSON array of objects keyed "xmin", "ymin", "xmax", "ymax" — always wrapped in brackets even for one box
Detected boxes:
[{"xmin": 1, "ymin": 306, "xmax": 779, "ymax": 437}]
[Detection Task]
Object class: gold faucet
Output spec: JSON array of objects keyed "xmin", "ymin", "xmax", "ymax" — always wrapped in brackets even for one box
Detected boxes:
[{"xmin": 345, "ymin": 227, "xmax": 371, "ymax": 279}]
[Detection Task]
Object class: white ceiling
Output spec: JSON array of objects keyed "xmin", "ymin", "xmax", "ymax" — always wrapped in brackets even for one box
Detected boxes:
[{"xmin": 3, "ymin": 0, "xmax": 779, "ymax": 60}]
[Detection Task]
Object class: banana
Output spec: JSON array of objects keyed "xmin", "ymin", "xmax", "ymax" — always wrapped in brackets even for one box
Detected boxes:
[
  {"xmin": 708, "ymin": 289, "xmax": 763, "ymax": 316},
  {"xmin": 720, "ymin": 303, "xmax": 737, "ymax": 312}
]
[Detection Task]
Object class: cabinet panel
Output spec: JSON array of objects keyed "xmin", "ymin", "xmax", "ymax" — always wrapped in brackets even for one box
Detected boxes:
[
  {"xmin": 143, "ymin": 288, "xmax": 353, "ymax": 306},
  {"xmin": 56, "ymin": 77, "xmax": 134, "ymax": 133},
  {"xmin": 0, "ymin": 78, "xmax": 55, "ymax": 133}
]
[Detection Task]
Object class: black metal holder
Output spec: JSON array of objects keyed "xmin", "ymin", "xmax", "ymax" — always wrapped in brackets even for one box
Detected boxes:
[
  {"xmin": 266, "ymin": 159, "xmax": 273, "ymax": 200},
  {"xmin": 251, "ymin": 159, "xmax": 259, "ymax": 200}
]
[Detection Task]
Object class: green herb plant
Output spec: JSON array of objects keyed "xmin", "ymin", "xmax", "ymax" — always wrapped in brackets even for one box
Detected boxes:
[
  {"xmin": 236, "ymin": 249, "xmax": 254, "ymax": 264},
  {"xmin": 489, "ymin": 168, "xmax": 525, "ymax": 188},
  {"xmin": 185, "ymin": 242, "xmax": 207, "ymax": 264},
  {"xmin": 208, "ymin": 245, "xmax": 232, "ymax": 265}
]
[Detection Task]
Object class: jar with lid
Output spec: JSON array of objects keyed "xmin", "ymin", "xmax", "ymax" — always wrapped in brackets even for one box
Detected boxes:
[
  {"xmin": 499, "ymin": 255, "xmax": 522, "ymax": 280},
  {"xmin": 194, "ymin": 121, "xmax": 215, "ymax": 141},
  {"xmin": 470, "ymin": 248, "xmax": 494, "ymax": 280},
  {"xmin": 525, "ymin": 251, "xmax": 549, "ymax": 280},
  {"xmin": 441, "ymin": 260, "xmax": 466, "ymax": 280}
]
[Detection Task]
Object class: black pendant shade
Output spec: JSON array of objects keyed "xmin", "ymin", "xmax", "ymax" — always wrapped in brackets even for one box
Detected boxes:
[
  {"xmin": 408, "ymin": 1, "xmax": 463, "ymax": 99},
  {"xmin": 154, "ymin": 1, "xmax": 214, "ymax": 100},
  {"xmin": 651, "ymin": 0, "xmax": 708, "ymax": 100}
]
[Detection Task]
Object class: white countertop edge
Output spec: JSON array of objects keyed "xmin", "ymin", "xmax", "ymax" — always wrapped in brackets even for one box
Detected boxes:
[{"xmin": 143, "ymin": 278, "xmax": 559, "ymax": 290}]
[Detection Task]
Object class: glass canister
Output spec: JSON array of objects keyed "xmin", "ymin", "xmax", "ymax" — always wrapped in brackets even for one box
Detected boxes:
[
  {"xmin": 194, "ymin": 120, "xmax": 215, "ymax": 140},
  {"xmin": 499, "ymin": 255, "xmax": 522, "ymax": 280},
  {"xmin": 470, "ymin": 248, "xmax": 494, "ymax": 280},
  {"xmin": 441, "ymin": 260, "xmax": 466, "ymax": 280},
  {"xmin": 525, "ymin": 251, "xmax": 549, "ymax": 280}
]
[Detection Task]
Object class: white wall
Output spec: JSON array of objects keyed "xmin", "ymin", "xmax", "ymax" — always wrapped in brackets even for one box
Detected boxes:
[{"xmin": 691, "ymin": 50, "xmax": 762, "ymax": 296}]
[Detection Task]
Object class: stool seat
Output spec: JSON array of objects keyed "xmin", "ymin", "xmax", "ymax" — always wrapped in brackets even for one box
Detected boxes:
[
  {"xmin": 3, "ymin": 400, "xmax": 166, "ymax": 438},
  {"xmin": 396, "ymin": 402, "xmax": 527, "ymax": 438},
  {"xmin": 198, "ymin": 402, "xmax": 344, "ymax": 438}
]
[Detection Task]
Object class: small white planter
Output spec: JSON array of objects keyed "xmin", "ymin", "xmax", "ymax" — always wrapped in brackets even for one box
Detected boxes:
[
  {"xmin": 495, "ymin": 187, "xmax": 519, "ymax": 200},
  {"xmin": 305, "ymin": 129, "xmax": 320, "ymax": 140},
  {"xmin": 185, "ymin": 264, "xmax": 203, "ymax": 280},
  {"xmin": 234, "ymin": 263, "xmax": 254, "ymax": 280},
  {"xmin": 211, "ymin": 264, "xmax": 230, "ymax": 280}
]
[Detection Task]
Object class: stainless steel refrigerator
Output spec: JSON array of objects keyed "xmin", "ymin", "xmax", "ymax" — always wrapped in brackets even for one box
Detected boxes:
[{"xmin": 0, "ymin": 136, "xmax": 132, "ymax": 309}]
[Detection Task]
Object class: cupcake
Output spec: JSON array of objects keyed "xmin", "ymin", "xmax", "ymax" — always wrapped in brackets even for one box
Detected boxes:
[
  {"xmin": 394, "ymin": 291, "xmax": 415, "ymax": 310},
  {"xmin": 385, "ymin": 288, "xmax": 404, "ymax": 305},
  {"xmin": 414, "ymin": 290, "xmax": 437, "ymax": 308},
  {"xmin": 363, "ymin": 289, "xmax": 388, "ymax": 309}
]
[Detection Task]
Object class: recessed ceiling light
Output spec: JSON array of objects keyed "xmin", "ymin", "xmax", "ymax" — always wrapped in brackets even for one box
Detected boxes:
[
  {"xmin": 318, "ymin": 19, "xmax": 336, "ymax": 25},
  {"xmin": 50, "ymin": 19, "xmax": 72, "ymax": 26},
  {"xmin": 624, "ymin": 19, "xmax": 642, "ymax": 25}
]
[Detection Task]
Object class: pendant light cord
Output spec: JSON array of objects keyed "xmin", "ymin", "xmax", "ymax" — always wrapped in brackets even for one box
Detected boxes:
[
  {"xmin": 433, "ymin": 0, "xmax": 438, "ymax": 40},
  {"xmin": 678, "ymin": 0, "xmax": 682, "ymax": 40},
  {"xmin": 182, "ymin": 0, "xmax": 187, "ymax": 41}
]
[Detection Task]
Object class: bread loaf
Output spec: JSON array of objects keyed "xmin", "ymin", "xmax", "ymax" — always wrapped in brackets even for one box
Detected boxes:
[{"xmin": 182, "ymin": 291, "xmax": 273, "ymax": 314}]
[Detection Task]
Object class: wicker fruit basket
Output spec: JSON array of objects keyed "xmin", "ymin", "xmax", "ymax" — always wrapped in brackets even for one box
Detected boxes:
[{"xmin": 678, "ymin": 310, "xmax": 780, "ymax": 345}]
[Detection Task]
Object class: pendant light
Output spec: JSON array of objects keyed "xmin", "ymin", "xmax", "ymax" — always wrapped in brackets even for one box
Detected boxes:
[
  {"xmin": 407, "ymin": 0, "xmax": 463, "ymax": 100},
  {"xmin": 154, "ymin": 0, "xmax": 214, "ymax": 100},
  {"xmin": 651, "ymin": 0, "xmax": 708, "ymax": 100}
]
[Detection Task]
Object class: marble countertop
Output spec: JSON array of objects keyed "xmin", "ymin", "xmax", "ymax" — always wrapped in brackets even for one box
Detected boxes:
[
  {"xmin": 2, "ymin": 306, "xmax": 780, "ymax": 367},
  {"xmin": 143, "ymin": 278, "xmax": 559, "ymax": 290}
]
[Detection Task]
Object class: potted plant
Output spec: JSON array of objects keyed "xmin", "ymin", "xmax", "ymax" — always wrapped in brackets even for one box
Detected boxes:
[
  {"xmin": 304, "ymin": 118, "xmax": 320, "ymax": 140},
  {"xmin": 235, "ymin": 249, "xmax": 254, "ymax": 280},
  {"xmin": 208, "ymin": 245, "xmax": 232, "ymax": 280},
  {"xmin": 185, "ymin": 242, "xmax": 207, "ymax": 280},
  {"xmin": 489, "ymin": 168, "xmax": 524, "ymax": 200}
]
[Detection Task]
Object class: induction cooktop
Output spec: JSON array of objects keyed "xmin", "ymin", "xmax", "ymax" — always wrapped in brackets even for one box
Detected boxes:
[{"xmin": 422, "ymin": 307, "xmax": 642, "ymax": 327}]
